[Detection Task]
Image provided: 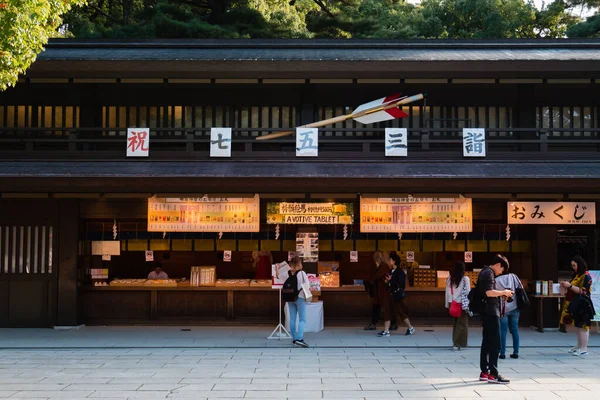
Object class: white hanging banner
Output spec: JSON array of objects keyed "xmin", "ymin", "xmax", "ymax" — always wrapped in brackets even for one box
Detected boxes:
[
  {"xmin": 126, "ymin": 128, "xmax": 150, "ymax": 157},
  {"xmin": 296, "ymin": 127, "xmax": 318, "ymax": 157},
  {"xmin": 385, "ymin": 128, "xmax": 408, "ymax": 157},
  {"xmin": 463, "ymin": 128, "xmax": 486, "ymax": 157},
  {"xmin": 210, "ymin": 127, "xmax": 232, "ymax": 157},
  {"xmin": 507, "ymin": 201, "xmax": 596, "ymax": 225}
]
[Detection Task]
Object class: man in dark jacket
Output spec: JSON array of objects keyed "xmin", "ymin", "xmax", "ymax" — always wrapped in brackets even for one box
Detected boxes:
[{"xmin": 478, "ymin": 255, "xmax": 514, "ymax": 384}]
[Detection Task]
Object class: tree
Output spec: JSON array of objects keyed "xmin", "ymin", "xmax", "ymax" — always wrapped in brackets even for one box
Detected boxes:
[
  {"xmin": 0, "ymin": 0, "xmax": 86, "ymax": 90},
  {"xmin": 415, "ymin": 0, "xmax": 538, "ymax": 39}
]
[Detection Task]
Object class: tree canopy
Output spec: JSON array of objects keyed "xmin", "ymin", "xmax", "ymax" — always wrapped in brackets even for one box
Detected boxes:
[
  {"xmin": 62, "ymin": 0, "xmax": 598, "ymax": 40},
  {"xmin": 0, "ymin": 0, "xmax": 86, "ymax": 90}
]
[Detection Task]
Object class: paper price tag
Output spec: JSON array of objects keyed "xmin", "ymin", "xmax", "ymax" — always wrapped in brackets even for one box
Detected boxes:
[
  {"xmin": 145, "ymin": 251, "xmax": 154, "ymax": 262},
  {"xmin": 224, "ymin": 250, "xmax": 232, "ymax": 262},
  {"xmin": 350, "ymin": 251, "xmax": 358, "ymax": 263}
]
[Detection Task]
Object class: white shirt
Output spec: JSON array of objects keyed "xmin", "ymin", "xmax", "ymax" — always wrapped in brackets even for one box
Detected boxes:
[{"xmin": 445, "ymin": 276, "xmax": 470, "ymax": 308}]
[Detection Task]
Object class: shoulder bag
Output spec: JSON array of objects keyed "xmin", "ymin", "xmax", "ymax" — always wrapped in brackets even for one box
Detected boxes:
[
  {"xmin": 513, "ymin": 274, "xmax": 530, "ymax": 309},
  {"xmin": 449, "ymin": 282, "xmax": 462, "ymax": 318}
]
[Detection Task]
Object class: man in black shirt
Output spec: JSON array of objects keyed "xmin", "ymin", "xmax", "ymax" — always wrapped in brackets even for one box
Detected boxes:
[{"xmin": 478, "ymin": 255, "xmax": 514, "ymax": 384}]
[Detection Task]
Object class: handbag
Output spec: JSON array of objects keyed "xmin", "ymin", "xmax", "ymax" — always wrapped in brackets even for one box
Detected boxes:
[
  {"xmin": 301, "ymin": 282, "xmax": 313, "ymax": 302},
  {"xmin": 513, "ymin": 274, "xmax": 530, "ymax": 309},
  {"xmin": 299, "ymin": 272, "xmax": 313, "ymax": 302},
  {"xmin": 449, "ymin": 283, "xmax": 462, "ymax": 318}
]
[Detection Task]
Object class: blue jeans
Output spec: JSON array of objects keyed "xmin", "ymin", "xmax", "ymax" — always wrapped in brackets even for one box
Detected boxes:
[
  {"xmin": 289, "ymin": 297, "xmax": 307, "ymax": 341},
  {"xmin": 500, "ymin": 308, "xmax": 520, "ymax": 356}
]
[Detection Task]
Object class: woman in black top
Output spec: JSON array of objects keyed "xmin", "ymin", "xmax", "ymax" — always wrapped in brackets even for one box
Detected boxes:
[{"xmin": 389, "ymin": 252, "xmax": 415, "ymax": 336}]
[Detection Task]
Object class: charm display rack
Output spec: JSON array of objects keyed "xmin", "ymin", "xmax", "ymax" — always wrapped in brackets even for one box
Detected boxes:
[{"xmin": 267, "ymin": 286, "xmax": 292, "ymax": 340}]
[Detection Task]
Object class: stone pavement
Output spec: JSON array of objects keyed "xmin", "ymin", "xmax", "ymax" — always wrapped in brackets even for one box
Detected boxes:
[
  {"xmin": 0, "ymin": 325, "xmax": 598, "ymax": 348},
  {"xmin": 0, "ymin": 326, "xmax": 598, "ymax": 399}
]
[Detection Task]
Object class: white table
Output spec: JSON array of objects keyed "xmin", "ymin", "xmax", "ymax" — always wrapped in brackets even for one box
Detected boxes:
[{"xmin": 284, "ymin": 300, "xmax": 324, "ymax": 333}]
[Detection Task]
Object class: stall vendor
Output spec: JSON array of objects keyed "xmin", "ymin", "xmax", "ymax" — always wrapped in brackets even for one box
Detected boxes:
[{"xmin": 147, "ymin": 262, "xmax": 169, "ymax": 280}]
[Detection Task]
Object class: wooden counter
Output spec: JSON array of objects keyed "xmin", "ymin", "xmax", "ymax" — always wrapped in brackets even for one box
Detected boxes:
[{"xmin": 79, "ymin": 284, "xmax": 447, "ymax": 325}]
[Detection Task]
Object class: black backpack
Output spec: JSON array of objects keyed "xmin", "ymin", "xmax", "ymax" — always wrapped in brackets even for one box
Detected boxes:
[
  {"xmin": 468, "ymin": 269, "xmax": 487, "ymax": 315},
  {"xmin": 391, "ymin": 269, "xmax": 405, "ymax": 301},
  {"xmin": 282, "ymin": 272, "xmax": 299, "ymax": 302}
]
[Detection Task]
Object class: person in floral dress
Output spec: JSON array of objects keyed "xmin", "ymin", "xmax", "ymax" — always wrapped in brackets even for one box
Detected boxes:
[{"xmin": 560, "ymin": 255, "xmax": 593, "ymax": 356}]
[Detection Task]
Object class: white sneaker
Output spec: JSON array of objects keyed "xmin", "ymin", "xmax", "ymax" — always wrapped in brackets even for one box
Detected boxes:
[
  {"xmin": 452, "ymin": 346, "xmax": 460, "ymax": 351},
  {"xmin": 568, "ymin": 347, "xmax": 579, "ymax": 353},
  {"xmin": 573, "ymin": 349, "xmax": 588, "ymax": 356}
]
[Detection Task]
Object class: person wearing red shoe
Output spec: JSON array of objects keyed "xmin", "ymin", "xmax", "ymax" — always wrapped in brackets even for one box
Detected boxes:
[{"xmin": 478, "ymin": 255, "xmax": 513, "ymax": 384}]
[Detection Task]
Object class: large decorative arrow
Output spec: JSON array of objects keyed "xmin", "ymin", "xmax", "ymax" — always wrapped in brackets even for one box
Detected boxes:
[{"xmin": 255, "ymin": 93, "xmax": 425, "ymax": 141}]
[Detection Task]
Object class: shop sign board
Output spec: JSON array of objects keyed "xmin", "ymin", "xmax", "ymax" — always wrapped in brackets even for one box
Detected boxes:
[
  {"xmin": 296, "ymin": 127, "xmax": 318, "ymax": 157},
  {"xmin": 463, "ymin": 128, "xmax": 486, "ymax": 157},
  {"xmin": 385, "ymin": 128, "xmax": 408, "ymax": 157},
  {"xmin": 507, "ymin": 201, "xmax": 596, "ymax": 225},
  {"xmin": 267, "ymin": 202, "xmax": 354, "ymax": 225},
  {"xmin": 210, "ymin": 127, "xmax": 232, "ymax": 157},
  {"xmin": 148, "ymin": 195, "xmax": 260, "ymax": 232},
  {"xmin": 126, "ymin": 128, "xmax": 150, "ymax": 157},
  {"xmin": 296, "ymin": 232, "xmax": 318, "ymax": 263},
  {"xmin": 360, "ymin": 197, "xmax": 472, "ymax": 233}
]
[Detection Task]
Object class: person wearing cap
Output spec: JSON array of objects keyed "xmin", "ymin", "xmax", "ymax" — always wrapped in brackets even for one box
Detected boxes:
[{"xmin": 147, "ymin": 262, "xmax": 169, "ymax": 279}]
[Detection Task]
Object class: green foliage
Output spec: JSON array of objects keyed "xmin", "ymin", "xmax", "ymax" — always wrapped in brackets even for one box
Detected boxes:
[
  {"xmin": 568, "ymin": 13, "xmax": 600, "ymax": 37},
  {"xmin": 0, "ymin": 0, "xmax": 86, "ymax": 90},
  {"xmin": 535, "ymin": 0, "xmax": 580, "ymax": 37},
  {"xmin": 416, "ymin": 0, "xmax": 537, "ymax": 39}
]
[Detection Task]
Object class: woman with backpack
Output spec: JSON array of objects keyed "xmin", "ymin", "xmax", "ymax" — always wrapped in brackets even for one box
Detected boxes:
[
  {"xmin": 389, "ymin": 252, "xmax": 415, "ymax": 336},
  {"xmin": 496, "ymin": 260, "xmax": 523, "ymax": 359},
  {"xmin": 286, "ymin": 256, "xmax": 310, "ymax": 348},
  {"xmin": 445, "ymin": 261, "xmax": 470, "ymax": 351}
]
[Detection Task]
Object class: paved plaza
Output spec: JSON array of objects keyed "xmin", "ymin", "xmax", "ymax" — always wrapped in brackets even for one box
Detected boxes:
[{"xmin": 0, "ymin": 326, "xmax": 599, "ymax": 399}]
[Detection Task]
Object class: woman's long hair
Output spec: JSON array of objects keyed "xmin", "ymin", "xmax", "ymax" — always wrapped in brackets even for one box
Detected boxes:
[
  {"xmin": 573, "ymin": 255, "xmax": 588, "ymax": 276},
  {"xmin": 451, "ymin": 261, "xmax": 465, "ymax": 287}
]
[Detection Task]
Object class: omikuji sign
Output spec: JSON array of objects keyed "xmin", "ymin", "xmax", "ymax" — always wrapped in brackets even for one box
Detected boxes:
[
  {"xmin": 507, "ymin": 202, "xmax": 596, "ymax": 225},
  {"xmin": 267, "ymin": 202, "xmax": 354, "ymax": 225}
]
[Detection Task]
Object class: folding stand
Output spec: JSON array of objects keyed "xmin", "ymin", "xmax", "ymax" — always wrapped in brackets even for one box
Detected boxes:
[{"xmin": 267, "ymin": 287, "xmax": 292, "ymax": 340}]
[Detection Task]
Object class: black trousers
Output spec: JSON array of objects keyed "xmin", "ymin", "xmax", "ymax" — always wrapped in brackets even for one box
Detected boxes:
[
  {"xmin": 480, "ymin": 313, "xmax": 501, "ymax": 376},
  {"xmin": 371, "ymin": 304, "xmax": 397, "ymax": 325}
]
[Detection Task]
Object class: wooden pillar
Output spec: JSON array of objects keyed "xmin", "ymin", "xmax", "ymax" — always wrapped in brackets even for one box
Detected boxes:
[
  {"xmin": 534, "ymin": 226, "xmax": 559, "ymax": 328},
  {"xmin": 56, "ymin": 199, "xmax": 80, "ymax": 326}
]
